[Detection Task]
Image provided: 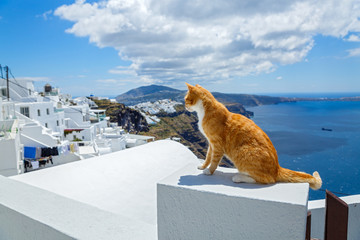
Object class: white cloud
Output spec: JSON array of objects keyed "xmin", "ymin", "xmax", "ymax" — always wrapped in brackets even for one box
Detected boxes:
[
  {"xmin": 36, "ymin": 10, "xmax": 53, "ymax": 20},
  {"xmin": 346, "ymin": 34, "xmax": 360, "ymax": 42},
  {"xmin": 108, "ymin": 65, "xmax": 137, "ymax": 76},
  {"xmin": 347, "ymin": 48, "xmax": 360, "ymax": 57},
  {"xmin": 55, "ymin": 0, "xmax": 360, "ymax": 84},
  {"xmin": 96, "ymin": 79, "xmax": 118, "ymax": 84},
  {"xmin": 18, "ymin": 77, "xmax": 52, "ymax": 82},
  {"xmin": 96, "ymin": 75, "xmax": 161, "ymax": 86},
  {"xmin": 276, "ymin": 76, "xmax": 283, "ymax": 80}
]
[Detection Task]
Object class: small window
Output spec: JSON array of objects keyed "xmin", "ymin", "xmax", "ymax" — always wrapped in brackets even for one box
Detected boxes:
[
  {"xmin": 46, "ymin": 108, "xmax": 50, "ymax": 115},
  {"xmin": 56, "ymin": 120, "xmax": 59, "ymax": 126},
  {"xmin": 37, "ymin": 109, "xmax": 41, "ymax": 116},
  {"xmin": 1, "ymin": 88, "xmax": 7, "ymax": 97},
  {"xmin": 20, "ymin": 107, "xmax": 30, "ymax": 118},
  {"xmin": 45, "ymin": 123, "xmax": 48, "ymax": 128}
]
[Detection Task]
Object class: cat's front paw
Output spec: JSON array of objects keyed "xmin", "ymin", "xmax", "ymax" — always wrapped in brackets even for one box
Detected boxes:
[
  {"xmin": 203, "ymin": 168, "xmax": 213, "ymax": 175},
  {"xmin": 197, "ymin": 165, "xmax": 206, "ymax": 170}
]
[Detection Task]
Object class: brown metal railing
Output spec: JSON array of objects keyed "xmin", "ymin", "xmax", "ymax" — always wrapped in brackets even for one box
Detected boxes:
[{"xmin": 306, "ymin": 190, "xmax": 349, "ymax": 240}]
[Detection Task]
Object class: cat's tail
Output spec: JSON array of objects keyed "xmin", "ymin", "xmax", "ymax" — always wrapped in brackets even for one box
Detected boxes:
[{"xmin": 277, "ymin": 167, "xmax": 322, "ymax": 190}]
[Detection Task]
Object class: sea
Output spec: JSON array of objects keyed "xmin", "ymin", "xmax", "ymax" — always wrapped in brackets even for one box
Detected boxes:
[{"xmin": 247, "ymin": 99, "xmax": 360, "ymax": 200}]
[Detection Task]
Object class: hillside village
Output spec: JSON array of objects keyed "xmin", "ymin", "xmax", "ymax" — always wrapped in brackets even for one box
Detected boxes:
[
  {"xmin": 129, "ymin": 99, "xmax": 182, "ymax": 124},
  {"xmin": 0, "ymin": 79, "xmax": 155, "ymax": 177}
]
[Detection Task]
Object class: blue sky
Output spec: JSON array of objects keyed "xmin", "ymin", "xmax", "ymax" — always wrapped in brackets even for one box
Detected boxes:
[{"xmin": 1, "ymin": 0, "xmax": 360, "ymax": 97}]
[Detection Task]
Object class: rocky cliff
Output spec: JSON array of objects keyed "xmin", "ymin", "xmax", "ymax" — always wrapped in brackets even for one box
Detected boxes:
[
  {"xmin": 94, "ymin": 99, "xmax": 148, "ymax": 133},
  {"xmin": 118, "ymin": 108, "xmax": 149, "ymax": 133}
]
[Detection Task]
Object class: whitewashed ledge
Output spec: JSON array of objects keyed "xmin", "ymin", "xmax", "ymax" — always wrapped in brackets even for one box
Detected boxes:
[
  {"xmin": 158, "ymin": 164, "xmax": 309, "ymax": 240},
  {"xmin": 3, "ymin": 140, "xmax": 199, "ymax": 240},
  {"xmin": 0, "ymin": 175, "xmax": 155, "ymax": 240}
]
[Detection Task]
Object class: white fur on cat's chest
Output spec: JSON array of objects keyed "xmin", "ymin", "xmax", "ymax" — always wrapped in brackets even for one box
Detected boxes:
[{"xmin": 192, "ymin": 100, "xmax": 206, "ymax": 136}]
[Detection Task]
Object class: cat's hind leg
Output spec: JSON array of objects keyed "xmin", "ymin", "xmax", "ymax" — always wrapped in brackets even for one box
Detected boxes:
[{"xmin": 232, "ymin": 172, "xmax": 256, "ymax": 183}]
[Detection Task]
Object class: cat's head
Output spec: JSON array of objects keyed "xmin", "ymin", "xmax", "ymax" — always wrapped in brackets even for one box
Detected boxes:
[{"xmin": 184, "ymin": 83, "xmax": 202, "ymax": 112}]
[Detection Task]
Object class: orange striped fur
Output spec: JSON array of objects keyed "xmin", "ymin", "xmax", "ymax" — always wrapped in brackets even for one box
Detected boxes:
[{"xmin": 185, "ymin": 83, "xmax": 322, "ymax": 190}]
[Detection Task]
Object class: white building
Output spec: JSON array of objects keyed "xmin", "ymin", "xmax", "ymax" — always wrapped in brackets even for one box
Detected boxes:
[
  {"xmin": 1, "ymin": 77, "xmax": 153, "ymax": 176},
  {"xmin": 0, "ymin": 98, "xmax": 22, "ymax": 176},
  {"xmin": 15, "ymin": 101, "xmax": 65, "ymax": 137},
  {"xmin": 1, "ymin": 78, "xmax": 66, "ymax": 142}
]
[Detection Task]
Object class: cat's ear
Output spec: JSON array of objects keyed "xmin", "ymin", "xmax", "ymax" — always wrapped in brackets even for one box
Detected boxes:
[{"xmin": 185, "ymin": 82, "xmax": 195, "ymax": 91}]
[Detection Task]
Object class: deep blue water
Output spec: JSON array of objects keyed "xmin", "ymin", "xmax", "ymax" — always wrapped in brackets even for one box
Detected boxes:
[
  {"xmin": 247, "ymin": 101, "xmax": 360, "ymax": 200},
  {"xmin": 257, "ymin": 92, "xmax": 360, "ymax": 98}
]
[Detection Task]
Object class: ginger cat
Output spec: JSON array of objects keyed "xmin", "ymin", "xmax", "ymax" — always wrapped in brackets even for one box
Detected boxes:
[{"xmin": 184, "ymin": 83, "xmax": 322, "ymax": 190}]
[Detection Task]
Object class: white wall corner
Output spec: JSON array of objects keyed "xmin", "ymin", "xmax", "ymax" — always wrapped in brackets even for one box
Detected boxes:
[
  {"xmin": 0, "ymin": 175, "xmax": 156, "ymax": 240},
  {"xmin": 157, "ymin": 164, "xmax": 309, "ymax": 240}
]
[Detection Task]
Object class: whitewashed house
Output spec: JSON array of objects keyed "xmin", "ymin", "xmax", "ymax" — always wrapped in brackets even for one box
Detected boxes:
[{"xmin": 0, "ymin": 98, "xmax": 23, "ymax": 176}]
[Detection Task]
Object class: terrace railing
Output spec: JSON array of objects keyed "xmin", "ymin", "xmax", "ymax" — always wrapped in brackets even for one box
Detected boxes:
[{"xmin": 306, "ymin": 190, "xmax": 349, "ymax": 240}]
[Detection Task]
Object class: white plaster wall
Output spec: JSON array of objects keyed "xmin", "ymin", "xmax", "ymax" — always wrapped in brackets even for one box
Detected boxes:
[
  {"xmin": 157, "ymin": 164, "xmax": 309, "ymax": 240},
  {"xmin": 0, "ymin": 138, "xmax": 19, "ymax": 176},
  {"xmin": 15, "ymin": 102, "xmax": 65, "ymax": 134},
  {"xmin": 110, "ymin": 138, "xmax": 126, "ymax": 151},
  {"xmin": 52, "ymin": 153, "xmax": 81, "ymax": 166},
  {"xmin": 0, "ymin": 204, "xmax": 75, "ymax": 240},
  {"xmin": 308, "ymin": 194, "xmax": 360, "ymax": 240},
  {"xmin": 0, "ymin": 175, "xmax": 156, "ymax": 240},
  {"xmin": 0, "ymin": 120, "xmax": 21, "ymax": 177},
  {"xmin": 0, "ymin": 100, "xmax": 16, "ymax": 120},
  {"xmin": 20, "ymin": 124, "xmax": 58, "ymax": 147},
  {"xmin": 0, "ymin": 98, "xmax": 2, "ymax": 120},
  {"xmin": 308, "ymin": 199, "xmax": 325, "ymax": 239},
  {"xmin": 64, "ymin": 106, "xmax": 90, "ymax": 128},
  {"xmin": 11, "ymin": 140, "xmax": 199, "ymax": 226},
  {"xmin": 98, "ymin": 119, "xmax": 108, "ymax": 128}
]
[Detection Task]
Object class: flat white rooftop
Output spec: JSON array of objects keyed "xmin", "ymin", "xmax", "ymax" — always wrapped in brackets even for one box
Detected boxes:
[{"xmin": 11, "ymin": 140, "xmax": 199, "ymax": 226}]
